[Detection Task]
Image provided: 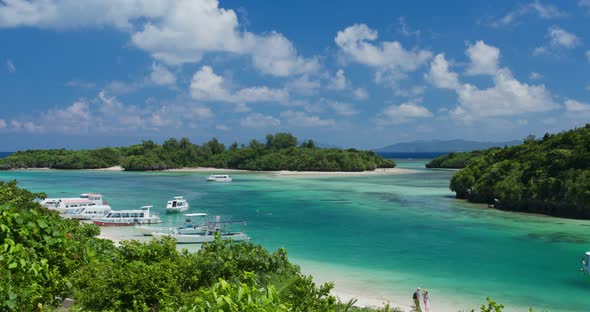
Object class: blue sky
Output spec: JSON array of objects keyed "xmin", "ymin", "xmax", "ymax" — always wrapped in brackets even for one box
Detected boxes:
[{"xmin": 1, "ymin": 0, "xmax": 589, "ymax": 150}]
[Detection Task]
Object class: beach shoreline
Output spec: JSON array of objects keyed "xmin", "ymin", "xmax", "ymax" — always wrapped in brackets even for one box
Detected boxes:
[{"xmin": 9, "ymin": 166, "xmax": 421, "ymax": 176}]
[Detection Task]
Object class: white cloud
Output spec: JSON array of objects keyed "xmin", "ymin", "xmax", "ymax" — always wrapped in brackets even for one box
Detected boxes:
[
  {"xmin": 5, "ymin": 59, "xmax": 15, "ymax": 73},
  {"xmin": 548, "ymin": 26, "xmax": 579, "ymax": 49},
  {"xmin": 353, "ymin": 88, "xmax": 369, "ymax": 100},
  {"xmin": 465, "ymin": 41, "xmax": 500, "ymax": 76},
  {"xmin": 328, "ymin": 69, "xmax": 347, "ymax": 90},
  {"xmin": 105, "ymin": 80, "xmax": 138, "ymax": 94},
  {"xmin": 285, "ymin": 75, "xmax": 321, "ymax": 96},
  {"xmin": 564, "ymin": 99, "xmax": 590, "ymax": 113},
  {"xmin": 0, "ymin": 0, "xmax": 316, "ymax": 77},
  {"xmin": 397, "ymin": 17, "xmax": 420, "ymax": 38},
  {"xmin": 280, "ymin": 110, "xmax": 335, "ymax": 127},
  {"xmin": 216, "ymin": 124, "xmax": 229, "ymax": 131},
  {"xmin": 425, "ymin": 54, "xmax": 460, "ymax": 89},
  {"xmin": 579, "ymin": 0, "xmax": 590, "ymax": 9},
  {"xmin": 190, "ymin": 66, "xmax": 288, "ymax": 105},
  {"xmin": 492, "ymin": 1, "xmax": 566, "ymax": 27},
  {"xmin": 533, "ymin": 46, "xmax": 547, "ymax": 56},
  {"xmin": 394, "ymin": 86, "xmax": 425, "ymax": 98},
  {"xmin": 0, "ymin": 119, "xmax": 6, "ymax": 129},
  {"xmin": 426, "ymin": 48, "xmax": 557, "ymax": 121},
  {"xmin": 149, "ymin": 63, "xmax": 176, "ymax": 86},
  {"xmin": 335, "ymin": 24, "xmax": 431, "ymax": 85},
  {"xmin": 586, "ymin": 50, "xmax": 590, "ymax": 62},
  {"xmin": 529, "ymin": 72, "xmax": 543, "ymax": 80},
  {"xmin": 240, "ymin": 113, "xmax": 280, "ymax": 128},
  {"xmin": 380, "ymin": 100, "xmax": 433, "ymax": 124},
  {"xmin": 326, "ymin": 100, "xmax": 358, "ymax": 116}
]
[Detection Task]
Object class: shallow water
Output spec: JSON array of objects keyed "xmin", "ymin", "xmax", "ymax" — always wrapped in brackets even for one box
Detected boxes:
[{"xmin": 1, "ymin": 159, "xmax": 589, "ymax": 311}]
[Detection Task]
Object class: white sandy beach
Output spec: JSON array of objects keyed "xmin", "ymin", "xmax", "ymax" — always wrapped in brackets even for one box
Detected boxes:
[{"xmin": 16, "ymin": 166, "xmax": 422, "ymax": 176}]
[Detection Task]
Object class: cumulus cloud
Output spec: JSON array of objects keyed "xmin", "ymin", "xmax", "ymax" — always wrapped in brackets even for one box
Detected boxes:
[
  {"xmin": 529, "ymin": 72, "xmax": 543, "ymax": 80},
  {"xmin": 66, "ymin": 80, "xmax": 96, "ymax": 89},
  {"xmin": 335, "ymin": 24, "xmax": 431, "ymax": 85},
  {"xmin": 548, "ymin": 26, "xmax": 579, "ymax": 49},
  {"xmin": 325, "ymin": 100, "xmax": 358, "ymax": 116},
  {"xmin": 564, "ymin": 99, "xmax": 590, "ymax": 113},
  {"xmin": 5, "ymin": 59, "xmax": 15, "ymax": 73},
  {"xmin": 280, "ymin": 110, "xmax": 335, "ymax": 127},
  {"xmin": 425, "ymin": 54, "xmax": 460, "ymax": 89},
  {"xmin": 353, "ymin": 88, "xmax": 369, "ymax": 100},
  {"xmin": 240, "ymin": 113, "xmax": 280, "ymax": 128},
  {"xmin": 285, "ymin": 75, "xmax": 321, "ymax": 96},
  {"xmin": 492, "ymin": 1, "xmax": 566, "ymax": 27},
  {"xmin": 0, "ymin": 119, "xmax": 7, "ymax": 129},
  {"xmin": 328, "ymin": 69, "xmax": 347, "ymax": 90},
  {"xmin": 379, "ymin": 100, "xmax": 433, "ymax": 124},
  {"xmin": 427, "ymin": 46, "xmax": 557, "ymax": 121},
  {"xmin": 149, "ymin": 63, "xmax": 176, "ymax": 86},
  {"xmin": 465, "ymin": 41, "xmax": 500, "ymax": 76},
  {"xmin": 586, "ymin": 50, "xmax": 590, "ymax": 62},
  {"xmin": 190, "ymin": 66, "xmax": 288, "ymax": 105},
  {"xmin": 6, "ymin": 91, "xmax": 214, "ymax": 134},
  {"xmin": 0, "ymin": 0, "xmax": 316, "ymax": 77}
]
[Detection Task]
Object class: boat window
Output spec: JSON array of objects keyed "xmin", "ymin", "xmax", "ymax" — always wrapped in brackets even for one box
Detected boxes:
[
  {"xmin": 122, "ymin": 213, "xmax": 129, "ymax": 218},
  {"xmin": 112, "ymin": 213, "xmax": 121, "ymax": 218},
  {"xmin": 139, "ymin": 213, "xmax": 145, "ymax": 218},
  {"xmin": 172, "ymin": 201, "xmax": 177, "ymax": 207},
  {"xmin": 177, "ymin": 202, "xmax": 183, "ymax": 206}
]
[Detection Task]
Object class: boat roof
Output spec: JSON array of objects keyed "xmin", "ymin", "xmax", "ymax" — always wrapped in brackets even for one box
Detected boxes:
[
  {"xmin": 172, "ymin": 196, "xmax": 184, "ymax": 199},
  {"xmin": 586, "ymin": 251, "xmax": 590, "ymax": 256},
  {"xmin": 184, "ymin": 213, "xmax": 207, "ymax": 217}
]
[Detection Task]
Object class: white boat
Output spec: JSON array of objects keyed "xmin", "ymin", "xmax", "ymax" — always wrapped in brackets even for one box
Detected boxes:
[
  {"xmin": 152, "ymin": 218, "xmax": 250, "ymax": 244},
  {"xmin": 137, "ymin": 213, "xmax": 209, "ymax": 236},
  {"xmin": 62, "ymin": 205, "xmax": 112, "ymax": 220},
  {"xmin": 582, "ymin": 251, "xmax": 590, "ymax": 274},
  {"xmin": 40, "ymin": 193, "xmax": 111, "ymax": 215},
  {"xmin": 93, "ymin": 205, "xmax": 161, "ymax": 226},
  {"xmin": 165, "ymin": 196, "xmax": 189, "ymax": 213},
  {"xmin": 206, "ymin": 174, "xmax": 232, "ymax": 182}
]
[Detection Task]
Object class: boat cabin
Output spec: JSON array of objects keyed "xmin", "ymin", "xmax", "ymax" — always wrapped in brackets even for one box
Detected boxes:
[
  {"xmin": 583, "ymin": 251, "xmax": 590, "ymax": 274},
  {"xmin": 167, "ymin": 196, "xmax": 188, "ymax": 209}
]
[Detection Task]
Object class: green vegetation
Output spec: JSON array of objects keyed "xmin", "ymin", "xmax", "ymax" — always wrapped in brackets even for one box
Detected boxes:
[
  {"xmin": 0, "ymin": 133, "xmax": 395, "ymax": 172},
  {"xmin": 425, "ymin": 149, "xmax": 500, "ymax": 169},
  {"xmin": 449, "ymin": 125, "xmax": 590, "ymax": 219}
]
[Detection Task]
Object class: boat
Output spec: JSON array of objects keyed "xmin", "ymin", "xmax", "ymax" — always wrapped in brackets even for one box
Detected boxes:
[
  {"xmin": 62, "ymin": 205, "xmax": 112, "ymax": 220},
  {"xmin": 165, "ymin": 196, "xmax": 189, "ymax": 213},
  {"xmin": 136, "ymin": 213, "xmax": 209, "ymax": 236},
  {"xmin": 152, "ymin": 218, "xmax": 250, "ymax": 244},
  {"xmin": 93, "ymin": 205, "xmax": 162, "ymax": 226},
  {"xmin": 582, "ymin": 251, "xmax": 590, "ymax": 274},
  {"xmin": 40, "ymin": 193, "xmax": 111, "ymax": 215},
  {"xmin": 206, "ymin": 174, "xmax": 232, "ymax": 182}
]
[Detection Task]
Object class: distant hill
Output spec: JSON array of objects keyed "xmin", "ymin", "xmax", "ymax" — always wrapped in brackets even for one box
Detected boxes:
[{"xmin": 375, "ymin": 139, "xmax": 520, "ymax": 153}]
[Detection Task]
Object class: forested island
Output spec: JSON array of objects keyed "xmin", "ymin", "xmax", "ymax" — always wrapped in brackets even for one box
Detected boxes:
[
  {"xmin": 425, "ymin": 149, "xmax": 500, "ymax": 169},
  {"xmin": 446, "ymin": 125, "xmax": 590, "ymax": 219},
  {"xmin": 0, "ymin": 133, "xmax": 394, "ymax": 172}
]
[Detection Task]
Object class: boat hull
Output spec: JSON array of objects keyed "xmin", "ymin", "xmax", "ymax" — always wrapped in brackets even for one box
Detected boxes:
[
  {"xmin": 152, "ymin": 232, "xmax": 250, "ymax": 244},
  {"xmin": 93, "ymin": 217, "xmax": 162, "ymax": 226}
]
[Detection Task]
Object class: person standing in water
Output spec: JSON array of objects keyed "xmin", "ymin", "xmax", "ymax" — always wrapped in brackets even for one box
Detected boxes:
[
  {"xmin": 423, "ymin": 289, "xmax": 430, "ymax": 312},
  {"xmin": 412, "ymin": 288, "xmax": 422, "ymax": 311}
]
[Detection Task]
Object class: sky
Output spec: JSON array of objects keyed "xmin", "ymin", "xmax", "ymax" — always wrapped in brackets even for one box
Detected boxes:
[{"xmin": 1, "ymin": 0, "xmax": 590, "ymax": 150}]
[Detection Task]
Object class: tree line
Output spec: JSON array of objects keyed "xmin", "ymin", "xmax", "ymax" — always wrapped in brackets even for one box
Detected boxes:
[
  {"xmin": 0, "ymin": 133, "xmax": 395, "ymax": 172},
  {"xmin": 444, "ymin": 125, "xmax": 590, "ymax": 219}
]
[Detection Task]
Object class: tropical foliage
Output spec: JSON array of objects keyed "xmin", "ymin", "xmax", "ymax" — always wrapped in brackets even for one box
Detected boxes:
[
  {"xmin": 449, "ymin": 125, "xmax": 590, "ymax": 219},
  {"xmin": 0, "ymin": 133, "xmax": 395, "ymax": 172},
  {"xmin": 425, "ymin": 149, "xmax": 499, "ymax": 169}
]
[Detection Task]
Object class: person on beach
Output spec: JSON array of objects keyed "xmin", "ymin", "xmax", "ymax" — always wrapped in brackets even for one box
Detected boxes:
[
  {"xmin": 412, "ymin": 287, "xmax": 421, "ymax": 311},
  {"xmin": 423, "ymin": 289, "xmax": 430, "ymax": 312}
]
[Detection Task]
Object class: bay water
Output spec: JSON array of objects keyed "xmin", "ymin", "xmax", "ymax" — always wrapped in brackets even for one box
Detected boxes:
[{"xmin": 1, "ymin": 159, "xmax": 588, "ymax": 311}]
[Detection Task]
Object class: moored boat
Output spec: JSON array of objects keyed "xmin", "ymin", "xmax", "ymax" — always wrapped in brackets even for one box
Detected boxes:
[
  {"xmin": 582, "ymin": 251, "xmax": 590, "ymax": 274},
  {"xmin": 206, "ymin": 174, "xmax": 232, "ymax": 182},
  {"xmin": 165, "ymin": 196, "xmax": 189, "ymax": 213},
  {"xmin": 136, "ymin": 213, "xmax": 209, "ymax": 236},
  {"xmin": 62, "ymin": 205, "xmax": 112, "ymax": 220},
  {"xmin": 152, "ymin": 219, "xmax": 249, "ymax": 244},
  {"xmin": 93, "ymin": 205, "xmax": 161, "ymax": 226},
  {"xmin": 41, "ymin": 193, "xmax": 111, "ymax": 215}
]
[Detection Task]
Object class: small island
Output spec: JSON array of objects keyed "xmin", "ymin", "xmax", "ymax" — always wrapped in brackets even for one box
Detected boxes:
[
  {"xmin": 442, "ymin": 124, "xmax": 590, "ymax": 219},
  {"xmin": 0, "ymin": 133, "xmax": 395, "ymax": 172}
]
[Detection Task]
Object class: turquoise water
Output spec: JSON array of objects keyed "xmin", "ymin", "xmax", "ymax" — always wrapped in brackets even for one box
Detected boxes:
[{"xmin": 1, "ymin": 160, "xmax": 589, "ymax": 311}]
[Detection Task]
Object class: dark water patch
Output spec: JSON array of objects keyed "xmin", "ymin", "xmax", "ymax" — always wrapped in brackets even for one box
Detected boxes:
[{"xmin": 526, "ymin": 232, "xmax": 588, "ymax": 244}]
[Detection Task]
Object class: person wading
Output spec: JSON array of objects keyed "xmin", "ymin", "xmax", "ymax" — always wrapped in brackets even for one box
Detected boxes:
[{"xmin": 412, "ymin": 287, "xmax": 422, "ymax": 312}]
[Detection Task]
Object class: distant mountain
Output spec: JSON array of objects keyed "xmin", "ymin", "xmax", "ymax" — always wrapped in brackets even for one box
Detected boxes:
[{"xmin": 374, "ymin": 139, "xmax": 521, "ymax": 153}]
